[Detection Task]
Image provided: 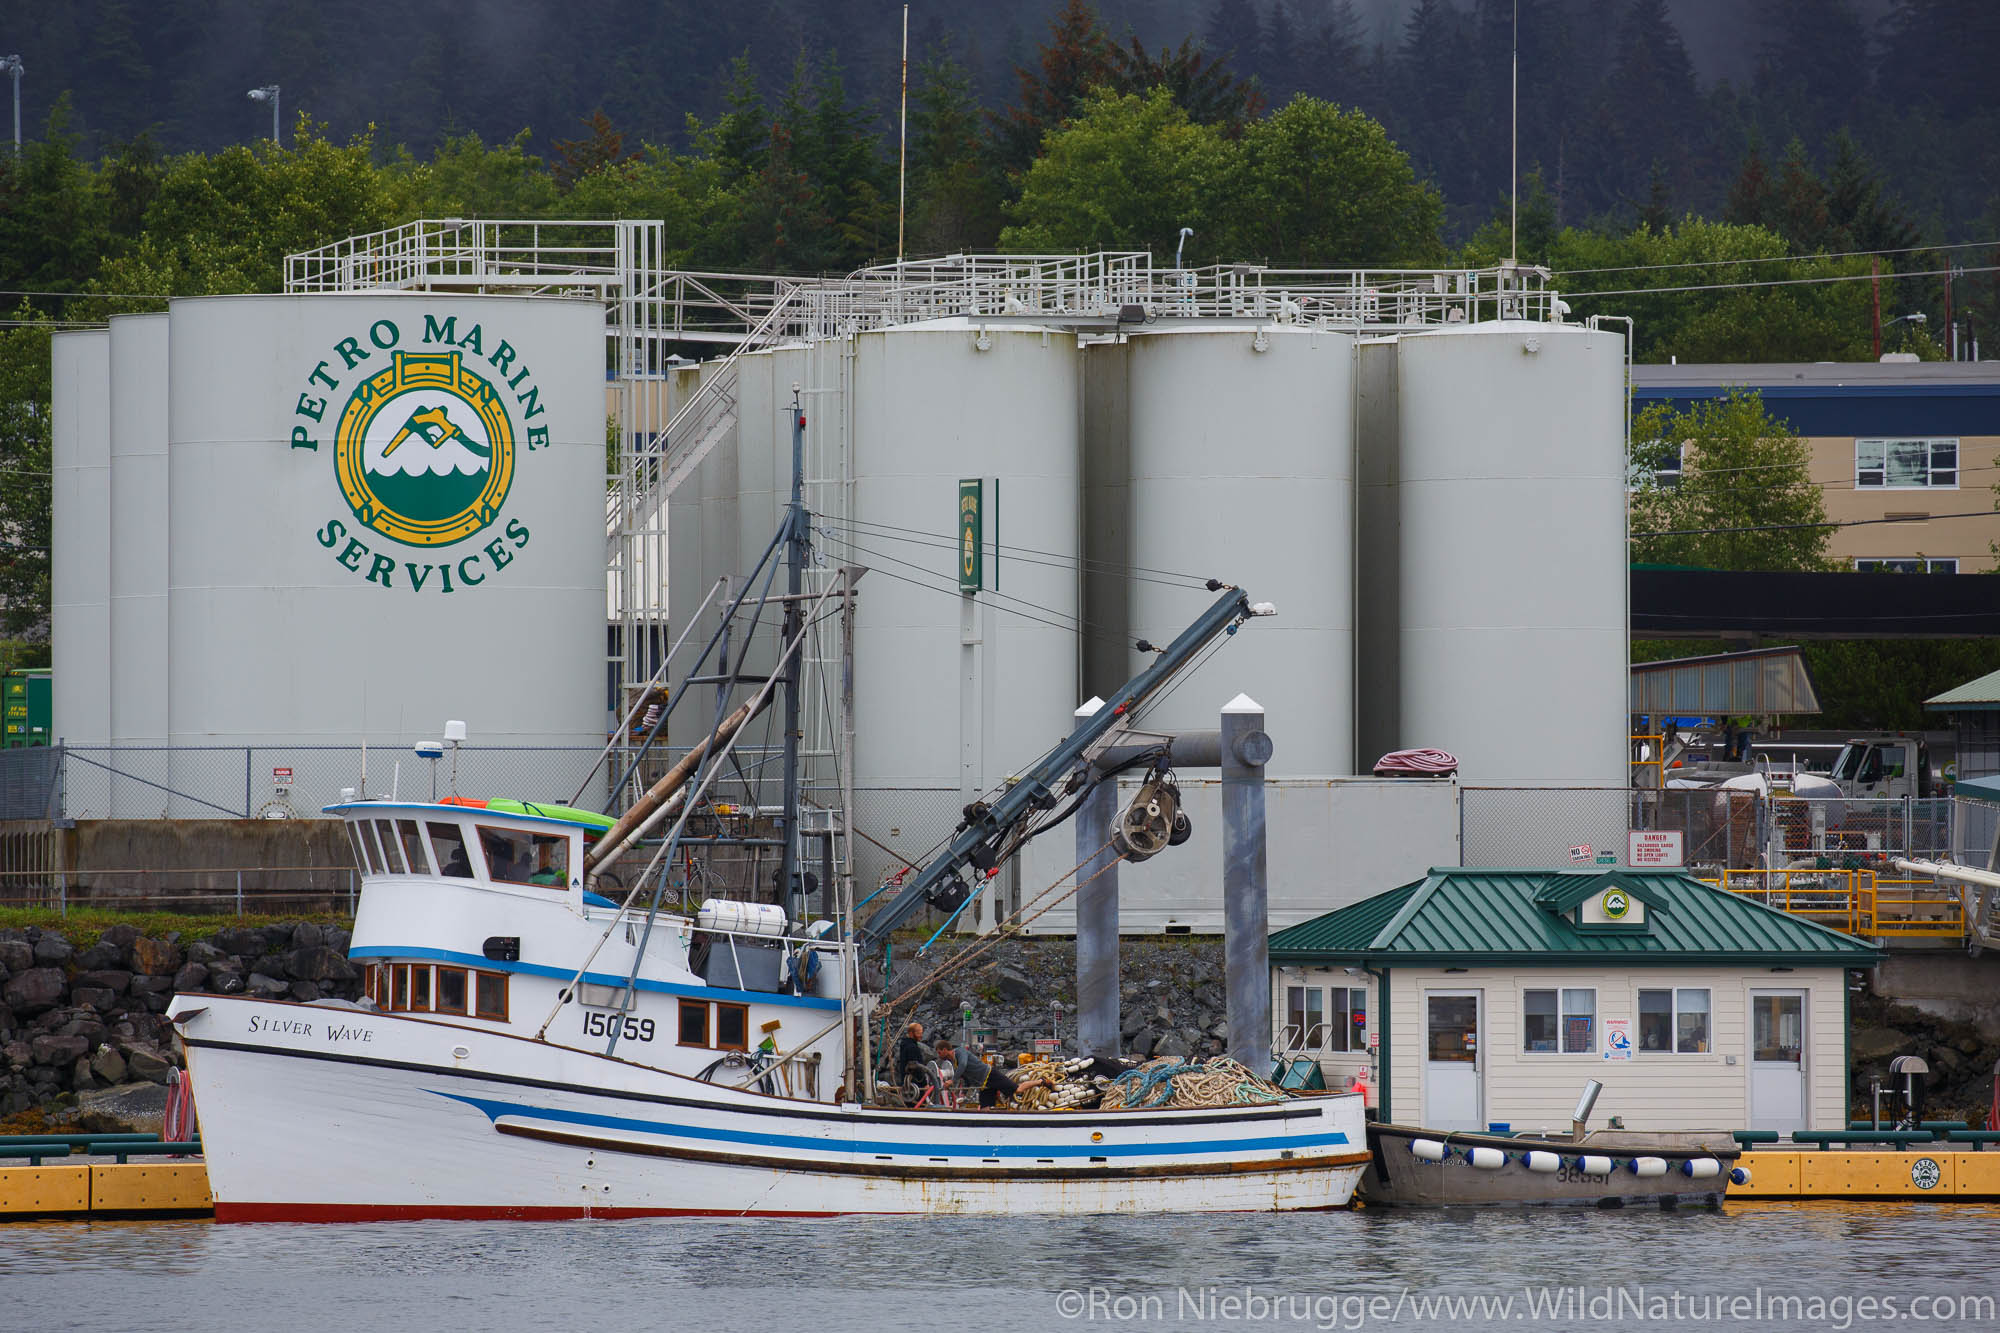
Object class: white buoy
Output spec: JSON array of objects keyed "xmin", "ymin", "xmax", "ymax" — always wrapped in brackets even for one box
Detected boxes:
[
  {"xmin": 1580, "ymin": 1155, "xmax": 1614, "ymax": 1176},
  {"xmin": 1410, "ymin": 1139, "xmax": 1448, "ymax": 1161},
  {"xmin": 1524, "ymin": 1151, "xmax": 1561, "ymax": 1173},
  {"xmin": 1468, "ymin": 1146, "xmax": 1505, "ymax": 1170},
  {"xmin": 1630, "ymin": 1156, "xmax": 1668, "ymax": 1178},
  {"xmin": 1730, "ymin": 1166, "xmax": 1752, "ymax": 1186},
  {"xmin": 1681, "ymin": 1157, "xmax": 1721, "ymax": 1179}
]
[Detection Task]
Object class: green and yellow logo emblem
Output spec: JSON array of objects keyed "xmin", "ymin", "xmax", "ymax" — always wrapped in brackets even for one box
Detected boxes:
[
  {"xmin": 1600, "ymin": 889, "xmax": 1631, "ymax": 919},
  {"xmin": 333, "ymin": 351, "xmax": 515, "ymax": 548}
]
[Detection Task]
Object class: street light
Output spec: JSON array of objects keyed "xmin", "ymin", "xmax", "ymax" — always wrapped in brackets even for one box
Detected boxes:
[
  {"xmin": 0, "ymin": 56, "xmax": 23, "ymax": 154},
  {"xmin": 247, "ymin": 84, "xmax": 279, "ymax": 142}
]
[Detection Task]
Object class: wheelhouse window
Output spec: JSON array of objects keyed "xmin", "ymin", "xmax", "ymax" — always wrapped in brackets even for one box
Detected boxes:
[
  {"xmin": 397, "ymin": 820, "xmax": 432, "ymax": 876},
  {"xmin": 346, "ymin": 822, "xmax": 374, "ymax": 874},
  {"xmin": 373, "ymin": 820, "xmax": 406, "ymax": 873},
  {"xmin": 1856, "ymin": 437, "xmax": 1957, "ymax": 489},
  {"xmin": 476, "ymin": 824, "xmax": 571, "ymax": 887},
  {"xmin": 435, "ymin": 966, "xmax": 468, "ymax": 1015},
  {"xmin": 1638, "ymin": 988, "xmax": 1711, "ymax": 1053},
  {"xmin": 374, "ymin": 962, "xmax": 505, "ymax": 1019},
  {"xmin": 474, "ymin": 971, "xmax": 508, "ymax": 1021},
  {"xmin": 427, "ymin": 822, "xmax": 476, "ymax": 878},
  {"xmin": 1524, "ymin": 988, "xmax": 1596, "ymax": 1053}
]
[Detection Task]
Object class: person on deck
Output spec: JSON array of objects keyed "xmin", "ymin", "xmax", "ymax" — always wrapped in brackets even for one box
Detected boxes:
[
  {"xmin": 935, "ymin": 1040, "xmax": 1018, "ymax": 1109},
  {"xmin": 896, "ymin": 1021, "xmax": 936, "ymax": 1092}
]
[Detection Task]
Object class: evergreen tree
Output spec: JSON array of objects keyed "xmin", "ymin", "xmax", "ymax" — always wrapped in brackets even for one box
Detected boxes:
[
  {"xmin": 1112, "ymin": 35, "xmax": 1262, "ymax": 132},
  {"xmin": 905, "ymin": 50, "xmax": 1005, "ymax": 254},
  {"xmin": 995, "ymin": 0, "xmax": 1119, "ymax": 172}
]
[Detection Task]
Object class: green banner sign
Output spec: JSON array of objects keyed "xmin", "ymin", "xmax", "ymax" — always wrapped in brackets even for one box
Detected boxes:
[{"xmin": 958, "ymin": 478, "xmax": 982, "ymax": 592}]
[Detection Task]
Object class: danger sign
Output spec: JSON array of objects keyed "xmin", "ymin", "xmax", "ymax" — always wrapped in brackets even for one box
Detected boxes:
[{"xmin": 1628, "ymin": 830, "xmax": 1684, "ymax": 867}]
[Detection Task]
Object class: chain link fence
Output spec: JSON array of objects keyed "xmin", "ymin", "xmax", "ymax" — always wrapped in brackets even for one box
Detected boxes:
[{"xmin": 1462, "ymin": 787, "xmax": 1960, "ymax": 873}]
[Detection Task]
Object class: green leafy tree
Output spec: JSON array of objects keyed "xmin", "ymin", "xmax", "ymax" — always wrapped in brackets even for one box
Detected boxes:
[
  {"xmin": 1629, "ymin": 390, "xmax": 1832, "ymax": 572},
  {"xmin": 998, "ymin": 88, "xmax": 1230, "ymax": 256},
  {"xmin": 0, "ymin": 311, "xmax": 52, "ymax": 649},
  {"xmin": 1221, "ymin": 95, "xmax": 1443, "ymax": 266}
]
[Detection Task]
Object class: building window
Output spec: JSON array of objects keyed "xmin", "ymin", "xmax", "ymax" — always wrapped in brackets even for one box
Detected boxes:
[
  {"xmin": 1524, "ymin": 988, "xmax": 1595, "ymax": 1053},
  {"xmin": 1638, "ymin": 988, "xmax": 1711, "ymax": 1053},
  {"xmin": 1856, "ymin": 438, "xmax": 1957, "ymax": 489},
  {"xmin": 1329, "ymin": 987, "xmax": 1367, "ymax": 1052},
  {"xmin": 1284, "ymin": 986, "xmax": 1325, "ymax": 1049},
  {"xmin": 1855, "ymin": 558, "xmax": 1957, "ymax": 573}
]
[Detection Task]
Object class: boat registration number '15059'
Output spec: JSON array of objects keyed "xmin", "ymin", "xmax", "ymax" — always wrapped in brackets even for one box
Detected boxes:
[{"xmin": 581, "ymin": 1013, "xmax": 656, "ymax": 1042}]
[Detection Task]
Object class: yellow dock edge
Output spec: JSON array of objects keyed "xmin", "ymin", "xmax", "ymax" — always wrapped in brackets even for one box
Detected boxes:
[
  {"xmin": 8, "ymin": 1151, "xmax": 2000, "ymax": 1216},
  {"xmin": 0, "ymin": 1162, "xmax": 212, "ymax": 1218},
  {"xmin": 1733, "ymin": 1148, "xmax": 2000, "ymax": 1200}
]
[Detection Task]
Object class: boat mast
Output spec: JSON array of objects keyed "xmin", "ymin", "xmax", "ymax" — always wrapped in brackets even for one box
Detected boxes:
[{"xmin": 778, "ymin": 386, "xmax": 807, "ymax": 924}]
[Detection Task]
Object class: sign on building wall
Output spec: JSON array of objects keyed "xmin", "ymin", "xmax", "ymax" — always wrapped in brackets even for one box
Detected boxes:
[
  {"xmin": 1604, "ymin": 1018, "xmax": 1633, "ymax": 1060},
  {"xmin": 958, "ymin": 478, "xmax": 982, "ymax": 592},
  {"xmin": 1628, "ymin": 830, "xmax": 1685, "ymax": 867},
  {"xmin": 290, "ymin": 314, "xmax": 553, "ymax": 595}
]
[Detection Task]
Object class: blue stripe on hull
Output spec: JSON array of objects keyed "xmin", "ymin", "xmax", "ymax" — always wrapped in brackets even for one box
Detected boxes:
[
  {"xmin": 350, "ymin": 944, "xmax": 842, "ymax": 1011},
  {"xmin": 435, "ymin": 1091, "xmax": 1351, "ymax": 1160}
]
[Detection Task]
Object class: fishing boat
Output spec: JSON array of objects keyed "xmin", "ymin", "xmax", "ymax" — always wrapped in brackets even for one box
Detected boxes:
[
  {"xmin": 168, "ymin": 394, "xmax": 1368, "ymax": 1220},
  {"xmin": 1358, "ymin": 1084, "xmax": 1744, "ymax": 1208}
]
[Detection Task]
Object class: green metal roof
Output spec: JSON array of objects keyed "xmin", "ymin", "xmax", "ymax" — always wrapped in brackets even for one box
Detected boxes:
[
  {"xmin": 1927, "ymin": 666, "xmax": 2000, "ymax": 712},
  {"xmin": 1269, "ymin": 868, "xmax": 1882, "ymax": 968}
]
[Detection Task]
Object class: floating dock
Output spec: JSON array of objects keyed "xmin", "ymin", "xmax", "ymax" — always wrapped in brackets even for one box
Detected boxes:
[{"xmin": 0, "ymin": 1162, "xmax": 211, "ymax": 1216}]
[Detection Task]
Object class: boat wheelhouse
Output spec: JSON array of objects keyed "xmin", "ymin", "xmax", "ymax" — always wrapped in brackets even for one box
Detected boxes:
[{"xmin": 333, "ymin": 797, "xmax": 849, "ymax": 1100}]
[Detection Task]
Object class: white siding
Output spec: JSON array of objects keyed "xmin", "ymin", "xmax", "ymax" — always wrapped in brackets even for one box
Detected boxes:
[
  {"xmin": 1270, "ymin": 965, "xmax": 1377, "ymax": 1105},
  {"xmin": 1378, "ymin": 965, "xmax": 1847, "ymax": 1133}
]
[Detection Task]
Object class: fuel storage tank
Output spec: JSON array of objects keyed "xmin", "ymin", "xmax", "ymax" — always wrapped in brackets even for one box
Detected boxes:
[
  {"xmin": 1394, "ymin": 320, "xmax": 1627, "ymax": 786},
  {"xmin": 1124, "ymin": 327, "xmax": 1356, "ymax": 776},
  {"xmin": 840, "ymin": 325, "xmax": 1081, "ymax": 860},
  {"xmin": 164, "ymin": 294, "xmax": 607, "ymax": 811},
  {"xmin": 51, "ymin": 329, "xmax": 111, "ymax": 753},
  {"xmin": 107, "ymin": 314, "xmax": 171, "ymax": 815}
]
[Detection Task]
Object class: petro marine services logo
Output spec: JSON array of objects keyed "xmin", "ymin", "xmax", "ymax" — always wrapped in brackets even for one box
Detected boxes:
[{"xmin": 289, "ymin": 314, "xmax": 551, "ymax": 592}]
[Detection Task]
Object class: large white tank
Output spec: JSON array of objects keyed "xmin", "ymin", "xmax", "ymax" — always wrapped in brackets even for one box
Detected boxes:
[
  {"xmin": 1125, "ymin": 327, "xmax": 1356, "ymax": 777},
  {"xmin": 107, "ymin": 314, "xmax": 172, "ymax": 815},
  {"xmin": 1395, "ymin": 320, "xmax": 1627, "ymax": 785},
  {"xmin": 842, "ymin": 325, "xmax": 1081, "ymax": 866},
  {"xmin": 51, "ymin": 329, "xmax": 111, "ymax": 757},
  {"xmin": 164, "ymin": 294, "xmax": 607, "ymax": 813}
]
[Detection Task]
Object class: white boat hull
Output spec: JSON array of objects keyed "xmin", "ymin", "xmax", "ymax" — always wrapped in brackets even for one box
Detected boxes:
[{"xmin": 173, "ymin": 994, "xmax": 1369, "ymax": 1220}]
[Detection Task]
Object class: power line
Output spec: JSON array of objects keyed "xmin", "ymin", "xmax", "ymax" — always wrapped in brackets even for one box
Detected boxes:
[
  {"xmin": 1631, "ymin": 508, "xmax": 2000, "ymax": 539},
  {"xmin": 1566, "ymin": 263, "xmax": 2000, "ymax": 300},
  {"xmin": 1556, "ymin": 238, "xmax": 2000, "ymax": 278}
]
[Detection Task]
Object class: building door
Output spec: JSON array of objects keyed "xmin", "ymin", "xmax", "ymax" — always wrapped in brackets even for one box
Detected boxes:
[
  {"xmin": 1749, "ymin": 989, "xmax": 1808, "ymax": 1132},
  {"xmin": 1423, "ymin": 990, "xmax": 1483, "ymax": 1131}
]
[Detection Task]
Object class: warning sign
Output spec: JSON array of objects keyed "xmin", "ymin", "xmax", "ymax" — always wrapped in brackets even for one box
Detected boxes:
[
  {"xmin": 1628, "ymin": 830, "xmax": 1684, "ymax": 868},
  {"xmin": 1568, "ymin": 844, "xmax": 1592, "ymax": 863}
]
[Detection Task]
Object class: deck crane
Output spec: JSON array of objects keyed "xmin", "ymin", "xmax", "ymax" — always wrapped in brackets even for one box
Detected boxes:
[{"xmin": 852, "ymin": 582, "xmax": 1274, "ymax": 958}]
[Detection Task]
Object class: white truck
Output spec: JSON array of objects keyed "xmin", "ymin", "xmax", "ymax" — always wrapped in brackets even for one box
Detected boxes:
[{"xmin": 1829, "ymin": 735, "xmax": 1934, "ymax": 800}]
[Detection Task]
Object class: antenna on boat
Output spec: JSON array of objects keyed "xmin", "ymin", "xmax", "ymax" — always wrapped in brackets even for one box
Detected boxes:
[{"xmin": 444, "ymin": 719, "xmax": 467, "ymax": 797}]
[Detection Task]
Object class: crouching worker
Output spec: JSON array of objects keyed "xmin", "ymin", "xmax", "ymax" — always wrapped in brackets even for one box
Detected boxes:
[
  {"xmin": 896, "ymin": 1021, "xmax": 937, "ymax": 1094},
  {"xmin": 935, "ymin": 1040, "xmax": 1019, "ymax": 1109}
]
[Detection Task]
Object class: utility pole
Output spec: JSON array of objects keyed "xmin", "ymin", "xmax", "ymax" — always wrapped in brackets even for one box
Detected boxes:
[
  {"xmin": 248, "ymin": 84, "xmax": 279, "ymax": 142},
  {"xmin": 897, "ymin": 5, "xmax": 909, "ymax": 264},
  {"xmin": 0, "ymin": 56, "xmax": 22, "ymax": 154}
]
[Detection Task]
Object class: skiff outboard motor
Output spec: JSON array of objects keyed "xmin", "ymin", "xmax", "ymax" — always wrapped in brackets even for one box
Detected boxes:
[{"xmin": 1891, "ymin": 1054, "xmax": 1929, "ymax": 1128}]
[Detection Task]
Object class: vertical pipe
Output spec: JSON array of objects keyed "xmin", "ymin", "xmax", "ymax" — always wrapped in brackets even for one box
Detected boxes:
[
  {"xmin": 1222, "ymin": 693, "xmax": 1273, "ymax": 1070},
  {"xmin": 1074, "ymin": 698, "xmax": 1120, "ymax": 1057}
]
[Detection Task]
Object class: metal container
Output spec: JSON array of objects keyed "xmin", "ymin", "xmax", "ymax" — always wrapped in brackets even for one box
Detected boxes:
[
  {"xmin": 51, "ymin": 329, "xmax": 111, "ymax": 756},
  {"xmin": 1125, "ymin": 327, "xmax": 1356, "ymax": 777},
  {"xmin": 1394, "ymin": 321, "xmax": 1627, "ymax": 786},
  {"xmin": 162, "ymin": 294, "xmax": 608, "ymax": 812}
]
